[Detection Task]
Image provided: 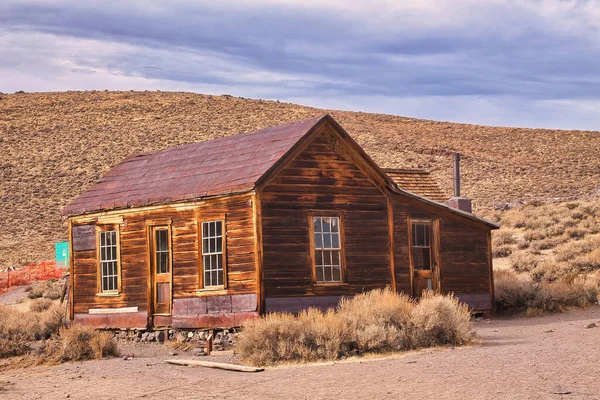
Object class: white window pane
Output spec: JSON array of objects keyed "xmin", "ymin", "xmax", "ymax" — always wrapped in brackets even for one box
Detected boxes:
[
  {"xmin": 315, "ymin": 250, "xmax": 323, "ymax": 266},
  {"xmin": 331, "ymin": 218, "xmax": 339, "ymax": 232},
  {"xmin": 313, "ymin": 217, "xmax": 322, "ymax": 233},
  {"xmin": 323, "ymin": 234, "xmax": 331, "ymax": 249},
  {"xmin": 332, "ymin": 250, "xmax": 340, "ymax": 266},
  {"xmin": 332, "ymin": 265, "xmax": 341, "ymax": 281},
  {"xmin": 324, "ymin": 266, "xmax": 332, "ymax": 282},
  {"xmin": 314, "ymin": 233, "xmax": 323, "ymax": 249},
  {"xmin": 322, "ymin": 218, "xmax": 331, "ymax": 233},
  {"xmin": 316, "ymin": 267, "xmax": 324, "ymax": 282},
  {"xmin": 332, "ymin": 233, "xmax": 340, "ymax": 249}
]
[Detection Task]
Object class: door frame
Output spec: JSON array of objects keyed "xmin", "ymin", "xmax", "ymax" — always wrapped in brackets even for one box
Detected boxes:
[
  {"xmin": 146, "ymin": 220, "xmax": 173, "ymax": 327},
  {"xmin": 407, "ymin": 217, "xmax": 441, "ymax": 297}
]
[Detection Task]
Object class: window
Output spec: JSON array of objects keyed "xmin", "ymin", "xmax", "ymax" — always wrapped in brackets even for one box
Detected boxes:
[
  {"xmin": 412, "ymin": 222, "xmax": 432, "ymax": 270},
  {"xmin": 99, "ymin": 230, "xmax": 119, "ymax": 292},
  {"xmin": 155, "ymin": 229, "xmax": 170, "ymax": 274},
  {"xmin": 201, "ymin": 220, "xmax": 224, "ymax": 287},
  {"xmin": 312, "ymin": 216, "xmax": 343, "ymax": 283}
]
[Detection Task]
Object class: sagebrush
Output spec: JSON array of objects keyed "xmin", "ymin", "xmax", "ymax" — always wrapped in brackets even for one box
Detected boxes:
[
  {"xmin": 0, "ymin": 305, "xmax": 118, "ymax": 363},
  {"xmin": 236, "ymin": 288, "xmax": 473, "ymax": 366}
]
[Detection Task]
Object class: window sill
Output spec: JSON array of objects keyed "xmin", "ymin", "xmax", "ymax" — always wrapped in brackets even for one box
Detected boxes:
[
  {"xmin": 96, "ymin": 292, "xmax": 121, "ymax": 297},
  {"xmin": 312, "ymin": 282, "xmax": 348, "ymax": 287},
  {"xmin": 196, "ymin": 286, "xmax": 226, "ymax": 293}
]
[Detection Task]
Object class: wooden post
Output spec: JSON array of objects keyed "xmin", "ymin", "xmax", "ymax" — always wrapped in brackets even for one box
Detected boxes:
[{"xmin": 206, "ymin": 330, "xmax": 213, "ymax": 355}]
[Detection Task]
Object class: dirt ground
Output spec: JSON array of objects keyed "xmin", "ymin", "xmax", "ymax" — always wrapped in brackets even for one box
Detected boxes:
[{"xmin": 0, "ymin": 306, "xmax": 599, "ymax": 400}]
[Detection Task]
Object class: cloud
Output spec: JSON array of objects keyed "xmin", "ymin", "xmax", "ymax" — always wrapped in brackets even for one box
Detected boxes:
[{"xmin": 0, "ymin": 0, "xmax": 599, "ymax": 129}]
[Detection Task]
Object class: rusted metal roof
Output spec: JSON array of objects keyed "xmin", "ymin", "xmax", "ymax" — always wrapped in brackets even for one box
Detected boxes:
[
  {"xmin": 384, "ymin": 169, "xmax": 449, "ymax": 202},
  {"xmin": 62, "ymin": 116, "xmax": 326, "ymax": 216}
]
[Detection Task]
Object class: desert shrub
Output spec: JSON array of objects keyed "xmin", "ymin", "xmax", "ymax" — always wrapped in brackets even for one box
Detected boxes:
[
  {"xmin": 492, "ymin": 229, "xmax": 517, "ymax": 247},
  {"xmin": 38, "ymin": 304, "xmax": 66, "ymax": 339},
  {"xmin": 493, "ymin": 245, "xmax": 513, "ymax": 258},
  {"xmin": 43, "ymin": 281, "xmax": 64, "ymax": 300},
  {"xmin": 494, "ymin": 270, "xmax": 535, "ymax": 313},
  {"xmin": 27, "ymin": 280, "xmax": 64, "ymax": 301},
  {"xmin": 523, "ymin": 230, "xmax": 544, "ymax": 242},
  {"xmin": 58, "ymin": 325, "xmax": 119, "ymax": 361},
  {"xmin": 568, "ymin": 248, "xmax": 600, "ymax": 272},
  {"xmin": 237, "ymin": 289, "xmax": 473, "ymax": 366},
  {"xmin": 0, "ymin": 338, "xmax": 30, "ymax": 358},
  {"xmin": 30, "ymin": 298, "xmax": 53, "ymax": 313},
  {"xmin": 561, "ymin": 219, "xmax": 578, "ymax": 228},
  {"xmin": 580, "ymin": 204, "xmax": 599, "ymax": 215},
  {"xmin": 524, "ymin": 216, "xmax": 554, "ymax": 231},
  {"xmin": 502, "ymin": 209, "xmax": 527, "ymax": 228},
  {"xmin": 565, "ymin": 227, "xmax": 590, "ymax": 239},
  {"xmin": 581, "ymin": 217, "xmax": 600, "ymax": 234},
  {"xmin": 0, "ymin": 304, "xmax": 66, "ymax": 358},
  {"xmin": 530, "ymin": 236, "xmax": 567, "ymax": 252},
  {"xmin": 570, "ymin": 211, "xmax": 586, "ymax": 221},
  {"xmin": 555, "ymin": 235, "xmax": 600, "ymax": 262},
  {"xmin": 509, "ymin": 252, "xmax": 540, "ymax": 273},
  {"xmin": 525, "ymin": 279, "xmax": 599, "ymax": 315},
  {"xmin": 27, "ymin": 283, "xmax": 46, "ymax": 299},
  {"xmin": 338, "ymin": 289, "xmax": 415, "ymax": 352},
  {"xmin": 409, "ymin": 292, "xmax": 473, "ymax": 347},
  {"xmin": 565, "ymin": 202, "xmax": 579, "ymax": 210},
  {"xmin": 540, "ymin": 224, "xmax": 565, "ymax": 238},
  {"xmin": 530, "ymin": 261, "xmax": 571, "ymax": 283},
  {"xmin": 516, "ymin": 240, "xmax": 530, "ymax": 250}
]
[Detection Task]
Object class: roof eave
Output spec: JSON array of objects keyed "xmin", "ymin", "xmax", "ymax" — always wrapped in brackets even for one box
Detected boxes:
[
  {"xmin": 390, "ymin": 185, "xmax": 500, "ymax": 229},
  {"xmin": 61, "ymin": 187, "xmax": 255, "ymax": 218}
]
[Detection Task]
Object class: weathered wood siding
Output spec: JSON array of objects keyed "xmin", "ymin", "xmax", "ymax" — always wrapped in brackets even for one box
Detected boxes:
[
  {"xmin": 438, "ymin": 219, "xmax": 492, "ymax": 303},
  {"xmin": 260, "ymin": 127, "xmax": 391, "ymax": 299},
  {"xmin": 391, "ymin": 194, "xmax": 492, "ymax": 309},
  {"xmin": 71, "ymin": 193, "xmax": 257, "ymax": 319},
  {"xmin": 391, "ymin": 198, "xmax": 437, "ymax": 295}
]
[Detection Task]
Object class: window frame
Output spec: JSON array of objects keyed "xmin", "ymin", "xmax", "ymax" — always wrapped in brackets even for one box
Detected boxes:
[
  {"xmin": 198, "ymin": 216, "xmax": 227, "ymax": 290},
  {"xmin": 308, "ymin": 213, "xmax": 347, "ymax": 285},
  {"xmin": 410, "ymin": 220, "xmax": 433, "ymax": 271},
  {"xmin": 96, "ymin": 224, "xmax": 122, "ymax": 296},
  {"xmin": 153, "ymin": 227, "xmax": 171, "ymax": 275}
]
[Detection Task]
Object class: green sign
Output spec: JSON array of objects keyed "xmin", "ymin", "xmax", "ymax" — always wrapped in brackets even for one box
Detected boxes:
[{"xmin": 55, "ymin": 242, "xmax": 70, "ymax": 268}]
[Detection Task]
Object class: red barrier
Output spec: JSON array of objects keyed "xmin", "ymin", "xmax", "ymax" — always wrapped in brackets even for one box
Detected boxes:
[{"xmin": 0, "ymin": 261, "xmax": 65, "ymax": 294}]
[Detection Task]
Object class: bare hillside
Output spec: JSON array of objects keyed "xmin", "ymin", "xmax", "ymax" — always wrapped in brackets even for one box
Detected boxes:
[{"xmin": 1, "ymin": 91, "xmax": 599, "ymax": 264}]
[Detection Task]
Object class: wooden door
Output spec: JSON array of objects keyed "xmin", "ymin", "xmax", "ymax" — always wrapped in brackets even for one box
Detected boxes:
[
  {"xmin": 150, "ymin": 226, "xmax": 172, "ymax": 317},
  {"xmin": 410, "ymin": 220, "xmax": 441, "ymax": 297}
]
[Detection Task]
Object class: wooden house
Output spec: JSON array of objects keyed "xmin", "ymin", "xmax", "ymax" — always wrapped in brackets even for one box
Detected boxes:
[{"xmin": 62, "ymin": 115, "xmax": 498, "ymax": 329}]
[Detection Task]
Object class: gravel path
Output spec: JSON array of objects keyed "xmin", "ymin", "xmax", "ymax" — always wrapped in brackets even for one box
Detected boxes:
[{"xmin": 1, "ymin": 306, "xmax": 599, "ymax": 400}]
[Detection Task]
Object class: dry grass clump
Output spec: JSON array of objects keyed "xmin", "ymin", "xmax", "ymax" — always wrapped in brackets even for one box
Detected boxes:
[
  {"xmin": 493, "ymin": 201, "xmax": 600, "ymax": 295},
  {"xmin": 501, "ymin": 209, "xmax": 527, "ymax": 229},
  {"xmin": 494, "ymin": 269, "xmax": 599, "ymax": 315},
  {"xmin": 525, "ymin": 279, "xmax": 599, "ymax": 316},
  {"xmin": 492, "ymin": 229, "xmax": 518, "ymax": 247},
  {"xmin": 530, "ymin": 236, "xmax": 568, "ymax": 252},
  {"xmin": 494, "ymin": 270, "xmax": 535, "ymax": 313},
  {"xmin": 409, "ymin": 292, "xmax": 473, "ymax": 348},
  {"xmin": 236, "ymin": 288, "xmax": 473, "ymax": 366},
  {"xmin": 509, "ymin": 252, "xmax": 540, "ymax": 273},
  {"xmin": 555, "ymin": 235, "xmax": 600, "ymax": 262},
  {"xmin": 30, "ymin": 298, "xmax": 53, "ymax": 313},
  {"xmin": 51, "ymin": 325, "xmax": 119, "ymax": 362},
  {"xmin": 493, "ymin": 246, "xmax": 513, "ymax": 258},
  {"xmin": 0, "ymin": 304, "xmax": 65, "ymax": 357},
  {"xmin": 0, "ymin": 306, "xmax": 118, "ymax": 363},
  {"xmin": 27, "ymin": 279, "xmax": 64, "ymax": 300}
]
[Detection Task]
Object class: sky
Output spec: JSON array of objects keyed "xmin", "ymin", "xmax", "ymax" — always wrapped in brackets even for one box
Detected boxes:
[{"xmin": 1, "ymin": 0, "xmax": 599, "ymax": 130}]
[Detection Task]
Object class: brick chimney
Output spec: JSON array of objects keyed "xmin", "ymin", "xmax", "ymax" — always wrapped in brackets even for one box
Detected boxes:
[{"xmin": 446, "ymin": 153, "xmax": 472, "ymax": 213}]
